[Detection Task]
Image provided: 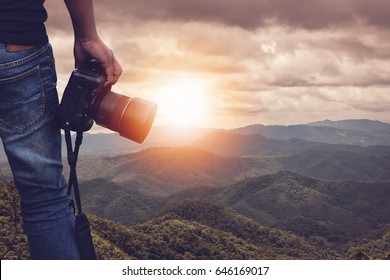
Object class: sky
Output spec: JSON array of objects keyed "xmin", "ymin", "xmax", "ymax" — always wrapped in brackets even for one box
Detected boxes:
[{"xmin": 45, "ymin": 0, "xmax": 390, "ymax": 129}]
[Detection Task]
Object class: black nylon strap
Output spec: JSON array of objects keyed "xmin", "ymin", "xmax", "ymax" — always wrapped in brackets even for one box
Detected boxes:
[
  {"xmin": 64, "ymin": 129, "xmax": 97, "ymax": 259},
  {"xmin": 65, "ymin": 129, "xmax": 83, "ymax": 214}
]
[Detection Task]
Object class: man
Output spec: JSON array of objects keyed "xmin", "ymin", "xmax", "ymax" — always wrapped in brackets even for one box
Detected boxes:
[{"xmin": 0, "ymin": 0, "xmax": 122, "ymax": 259}]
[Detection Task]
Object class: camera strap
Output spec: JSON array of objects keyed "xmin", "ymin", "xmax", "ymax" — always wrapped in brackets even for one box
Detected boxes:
[{"xmin": 65, "ymin": 129, "xmax": 97, "ymax": 260}]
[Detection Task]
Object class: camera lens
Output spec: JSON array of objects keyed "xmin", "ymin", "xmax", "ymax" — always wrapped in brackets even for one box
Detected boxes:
[{"xmin": 91, "ymin": 91, "xmax": 157, "ymax": 143}]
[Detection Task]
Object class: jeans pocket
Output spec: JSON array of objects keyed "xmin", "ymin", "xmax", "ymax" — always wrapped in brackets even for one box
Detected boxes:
[{"xmin": 0, "ymin": 65, "xmax": 45, "ymax": 133}]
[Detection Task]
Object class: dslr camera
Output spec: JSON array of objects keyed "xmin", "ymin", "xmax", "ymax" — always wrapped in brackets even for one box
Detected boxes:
[{"xmin": 57, "ymin": 59, "xmax": 157, "ymax": 143}]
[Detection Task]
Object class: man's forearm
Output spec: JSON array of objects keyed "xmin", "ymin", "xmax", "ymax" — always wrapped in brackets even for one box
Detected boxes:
[
  {"xmin": 64, "ymin": 0, "xmax": 98, "ymax": 39},
  {"xmin": 64, "ymin": 0, "xmax": 122, "ymax": 85}
]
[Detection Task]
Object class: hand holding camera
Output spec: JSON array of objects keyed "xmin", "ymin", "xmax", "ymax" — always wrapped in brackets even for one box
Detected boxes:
[{"xmin": 57, "ymin": 59, "xmax": 157, "ymax": 143}]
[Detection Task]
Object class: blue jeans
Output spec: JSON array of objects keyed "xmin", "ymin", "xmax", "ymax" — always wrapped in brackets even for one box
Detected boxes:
[{"xmin": 0, "ymin": 43, "xmax": 81, "ymax": 259}]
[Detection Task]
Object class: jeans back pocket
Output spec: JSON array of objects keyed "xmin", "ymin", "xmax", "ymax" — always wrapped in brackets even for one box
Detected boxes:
[{"xmin": 0, "ymin": 65, "xmax": 45, "ymax": 134}]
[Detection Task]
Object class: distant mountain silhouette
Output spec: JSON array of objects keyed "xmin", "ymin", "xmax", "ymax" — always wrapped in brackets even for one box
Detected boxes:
[
  {"xmin": 193, "ymin": 131, "xmax": 294, "ymax": 156},
  {"xmin": 75, "ymin": 124, "xmax": 214, "ymax": 158},
  {"xmin": 306, "ymin": 119, "xmax": 390, "ymax": 132},
  {"xmin": 1, "ymin": 119, "xmax": 389, "ymax": 163},
  {"xmin": 55, "ymin": 119, "xmax": 390, "ymax": 159},
  {"xmin": 192, "ymin": 130, "xmax": 390, "ymax": 157},
  {"xmin": 229, "ymin": 120, "xmax": 390, "ymax": 146},
  {"xmin": 277, "ymin": 149, "xmax": 390, "ymax": 181}
]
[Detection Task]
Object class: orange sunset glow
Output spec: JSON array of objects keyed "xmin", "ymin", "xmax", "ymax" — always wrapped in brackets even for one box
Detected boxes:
[{"xmin": 45, "ymin": 0, "xmax": 390, "ymax": 129}]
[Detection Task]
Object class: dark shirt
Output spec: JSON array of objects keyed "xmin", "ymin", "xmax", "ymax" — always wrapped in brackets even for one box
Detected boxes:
[{"xmin": 0, "ymin": 0, "xmax": 48, "ymax": 45}]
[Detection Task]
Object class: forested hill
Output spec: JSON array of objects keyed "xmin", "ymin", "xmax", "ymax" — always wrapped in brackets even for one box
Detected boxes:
[
  {"xmin": 90, "ymin": 201, "xmax": 338, "ymax": 260},
  {"xmin": 1, "ymin": 181, "xmax": 389, "ymax": 260},
  {"xmin": 0, "ymin": 180, "xmax": 336, "ymax": 259},
  {"xmin": 206, "ymin": 171, "xmax": 390, "ymax": 243}
]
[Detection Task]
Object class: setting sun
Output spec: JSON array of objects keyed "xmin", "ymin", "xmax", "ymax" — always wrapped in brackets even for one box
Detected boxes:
[{"xmin": 154, "ymin": 74, "xmax": 210, "ymax": 126}]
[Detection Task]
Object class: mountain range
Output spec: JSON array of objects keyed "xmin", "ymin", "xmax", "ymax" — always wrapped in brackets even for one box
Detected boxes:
[
  {"xmin": 1, "ymin": 118, "xmax": 390, "ymax": 259},
  {"xmin": 1, "ymin": 118, "xmax": 389, "ymax": 162},
  {"xmin": 76, "ymin": 163, "xmax": 390, "ymax": 239},
  {"xmin": 92, "ymin": 119, "xmax": 390, "ymax": 154}
]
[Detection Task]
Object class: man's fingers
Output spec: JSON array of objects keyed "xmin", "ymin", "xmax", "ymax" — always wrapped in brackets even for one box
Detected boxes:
[{"xmin": 103, "ymin": 55, "xmax": 122, "ymax": 87}]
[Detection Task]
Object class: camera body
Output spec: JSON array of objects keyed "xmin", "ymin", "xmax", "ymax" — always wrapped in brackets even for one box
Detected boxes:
[
  {"xmin": 57, "ymin": 60, "xmax": 157, "ymax": 143},
  {"xmin": 57, "ymin": 59, "xmax": 103, "ymax": 132}
]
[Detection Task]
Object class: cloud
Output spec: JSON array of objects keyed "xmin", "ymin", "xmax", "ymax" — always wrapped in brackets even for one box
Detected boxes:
[
  {"xmin": 353, "ymin": 0, "xmax": 390, "ymax": 28},
  {"xmin": 85, "ymin": 0, "xmax": 390, "ymax": 30},
  {"xmin": 44, "ymin": 1, "xmax": 390, "ymax": 127},
  {"xmin": 46, "ymin": 0, "xmax": 390, "ymax": 32},
  {"xmin": 353, "ymin": 102, "xmax": 390, "ymax": 113}
]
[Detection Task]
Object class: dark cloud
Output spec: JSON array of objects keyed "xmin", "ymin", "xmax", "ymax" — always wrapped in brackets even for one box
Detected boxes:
[
  {"xmin": 89, "ymin": 0, "xmax": 390, "ymax": 30},
  {"xmin": 353, "ymin": 0, "xmax": 390, "ymax": 28},
  {"xmin": 353, "ymin": 102, "xmax": 390, "ymax": 113},
  {"xmin": 45, "ymin": 1, "xmax": 390, "ymax": 36},
  {"xmin": 223, "ymin": 105, "xmax": 269, "ymax": 116},
  {"xmin": 102, "ymin": 0, "xmax": 271, "ymax": 29},
  {"xmin": 270, "ymin": 0, "xmax": 354, "ymax": 29}
]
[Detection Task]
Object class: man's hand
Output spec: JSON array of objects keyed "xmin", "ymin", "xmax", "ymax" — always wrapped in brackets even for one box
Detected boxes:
[{"xmin": 74, "ymin": 36, "xmax": 122, "ymax": 86}]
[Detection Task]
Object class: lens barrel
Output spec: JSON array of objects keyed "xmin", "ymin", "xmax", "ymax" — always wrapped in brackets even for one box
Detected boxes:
[{"xmin": 91, "ymin": 91, "xmax": 157, "ymax": 143}]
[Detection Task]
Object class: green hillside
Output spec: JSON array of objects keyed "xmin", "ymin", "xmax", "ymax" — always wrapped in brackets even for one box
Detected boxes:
[
  {"xmin": 157, "ymin": 200, "xmax": 339, "ymax": 259},
  {"xmin": 210, "ymin": 171, "xmax": 390, "ymax": 244},
  {"xmin": 80, "ymin": 178, "xmax": 165, "ymax": 224},
  {"xmin": 1, "ymin": 180, "xmax": 389, "ymax": 260},
  {"xmin": 73, "ymin": 148, "xmax": 390, "ymax": 234}
]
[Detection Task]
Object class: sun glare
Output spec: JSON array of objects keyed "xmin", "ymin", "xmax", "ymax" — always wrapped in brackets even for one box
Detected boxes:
[{"xmin": 155, "ymin": 75, "xmax": 210, "ymax": 126}]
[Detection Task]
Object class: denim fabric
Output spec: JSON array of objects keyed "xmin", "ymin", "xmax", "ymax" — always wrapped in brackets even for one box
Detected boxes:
[{"xmin": 0, "ymin": 43, "xmax": 81, "ymax": 259}]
